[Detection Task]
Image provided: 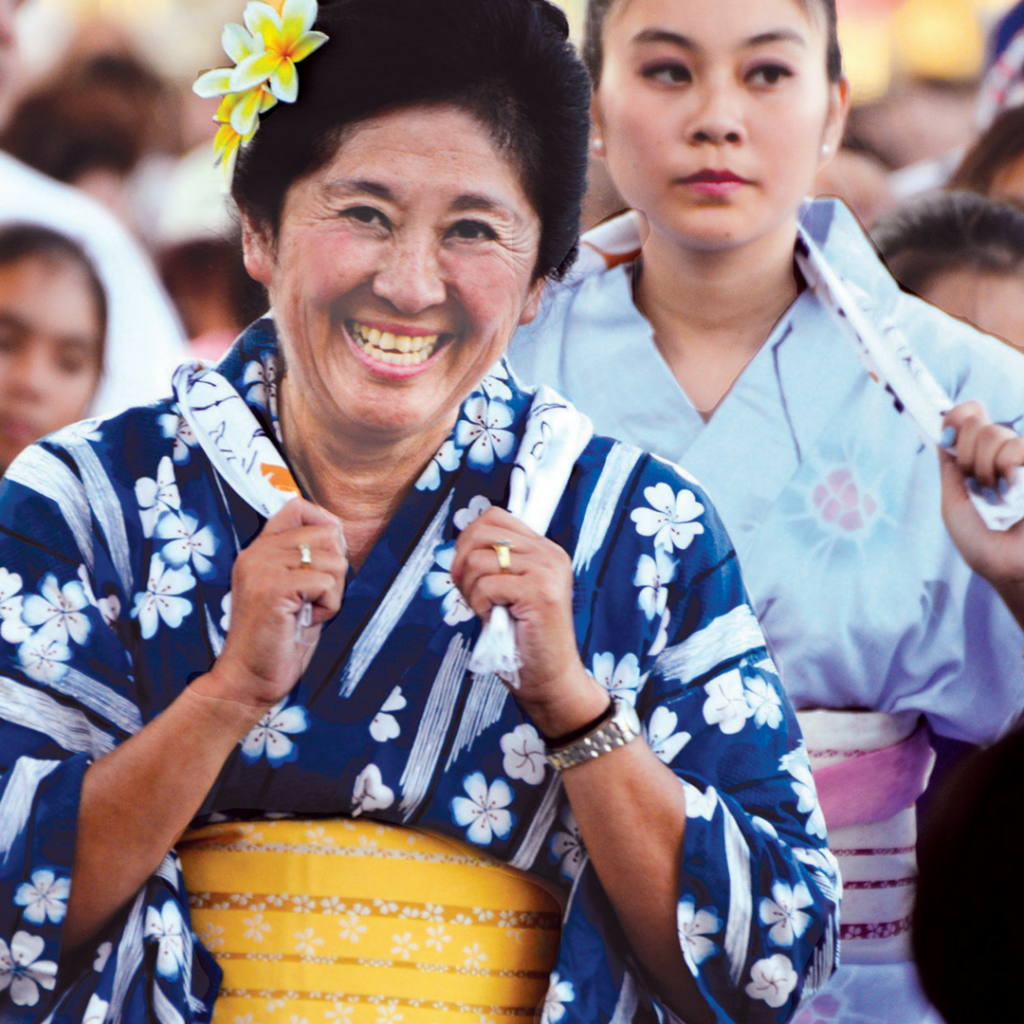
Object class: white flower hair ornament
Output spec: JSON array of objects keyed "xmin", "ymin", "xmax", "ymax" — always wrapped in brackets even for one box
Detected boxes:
[{"xmin": 192, "ymin": 0, "xmax": 328, "ymax": 188}]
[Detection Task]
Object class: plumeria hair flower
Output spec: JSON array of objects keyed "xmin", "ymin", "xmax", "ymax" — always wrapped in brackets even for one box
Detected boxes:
[{"xmin": 193, "ymin": 0, "xmax": 328, "ymax": 187}]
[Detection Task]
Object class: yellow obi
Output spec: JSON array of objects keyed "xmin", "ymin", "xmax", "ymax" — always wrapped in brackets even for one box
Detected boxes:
[{"xmin": 178, "ymin": 819, "xmax": 561, "ymax": 1024}]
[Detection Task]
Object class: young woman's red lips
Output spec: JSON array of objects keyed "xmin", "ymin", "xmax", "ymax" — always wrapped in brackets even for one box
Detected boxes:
[{"xmin": 681, "ymin": 170, "xmax": 748, "ymax": 184}]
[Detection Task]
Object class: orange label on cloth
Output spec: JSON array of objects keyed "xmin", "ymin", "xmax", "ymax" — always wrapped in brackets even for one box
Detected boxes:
[{"xmin": 260, "ymin": 463, "xmax": 301, "ymax": 496}]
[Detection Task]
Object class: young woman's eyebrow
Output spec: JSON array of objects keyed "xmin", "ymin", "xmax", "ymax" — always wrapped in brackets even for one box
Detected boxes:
[{"xmin": 630, "ymin": 27, "xmax": 807, "ymax": 51}]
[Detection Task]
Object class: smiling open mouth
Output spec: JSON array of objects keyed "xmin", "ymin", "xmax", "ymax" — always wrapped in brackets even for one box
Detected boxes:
[{"xmin": 347, "ymin": 320, "xmax": 451, "ymax": 366}]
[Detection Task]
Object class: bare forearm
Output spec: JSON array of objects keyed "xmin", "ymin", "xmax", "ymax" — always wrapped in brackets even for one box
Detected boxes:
[
  {"xmin": 63, "ymin": 679, "xmax": 262, "ymax": 952},
  {"xmin": 561, "ymin": 743, "xmax": 713, "ymax": 1023}
]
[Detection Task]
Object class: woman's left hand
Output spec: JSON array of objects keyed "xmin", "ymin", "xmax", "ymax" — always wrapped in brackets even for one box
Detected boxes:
[{"xmin": 451, "ymin": 507, "xmax": 608, "ymax": 736}]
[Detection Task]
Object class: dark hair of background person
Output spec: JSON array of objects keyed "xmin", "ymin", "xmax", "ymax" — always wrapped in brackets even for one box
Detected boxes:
[
  {"xmin": 0, "ymin": 52, "xmax": 177, "ymax": 186},
  {"xmin": 0, "ymin": 222, "xmax": 108, "ymax": 356},
  {"xmin": 582, "ymin": 0, "xmax": 843, "ymax": 86},
  {"xmin": 231, "ymin": 0, "xmax": 591, "ymax": 282},
  {"xmin": 913, "ymin": 726, "xmax": 1024, "ymax": 1023},
  {"xmin": 872, "ymin": 189, "xmax": 1024, "ymax": 296},
  {"xmin": 949, "ymin": 106, "xmax": 1024, "ymax": 196}
]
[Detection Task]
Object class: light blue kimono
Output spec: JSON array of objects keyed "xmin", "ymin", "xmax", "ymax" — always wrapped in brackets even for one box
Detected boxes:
[
  {"xmin": 508, "ymin": 197, "xmax": 1024, "ymax": 1024},
  {"xmin": 0, "ymin": 321, "xmax": 838, "ymax": 1024}
]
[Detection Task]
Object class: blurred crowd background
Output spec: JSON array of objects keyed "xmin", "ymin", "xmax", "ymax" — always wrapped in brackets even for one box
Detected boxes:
[{"xmin": 1, "ymin": 0, "xmax": 1024, "ymax": 366}]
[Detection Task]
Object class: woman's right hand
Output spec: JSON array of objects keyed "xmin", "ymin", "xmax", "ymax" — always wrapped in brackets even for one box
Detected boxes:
[{"xmin": 197, "ymin": 498, "xmax": 348, "ymax": 711}]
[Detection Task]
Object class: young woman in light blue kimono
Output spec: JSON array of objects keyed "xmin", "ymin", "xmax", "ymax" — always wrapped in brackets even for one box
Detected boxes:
[
  {"xmin": 507, "ymin": 0, "xmax": 1024, "ymax": 1021},
  {"xmin": 0, "ymin": 0, "xmax": 839, "ymax": 1022}
]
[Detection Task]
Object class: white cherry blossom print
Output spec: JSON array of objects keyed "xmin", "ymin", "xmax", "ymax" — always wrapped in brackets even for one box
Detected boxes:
[
  {"xmin": 677, "ymin": 899, "xmax": 722, "ymax": 971},
  {"xmin": 0, "ymin": 568, "xmax": 30, "ymax": 645},
  {"xmin": 499, "ymin": 723, "xmax": 546, "ymax": 785},
  {"xmin": 220, "ymin": 591, "xmax": 232, "ymax": 633},
  {"xmin": 17, "ymin": 635, "xmax": 72, "ymax": 685},
  {"xmin": 703, "ymin": 670, "xmax": 755, "ymax": 735},
  {"xmin": 155, "ymin": 511, "xmax": 220, "ymax": 578},
  {"xmin": 631, "ymin": 482, "xmax": 705, "ymax": 552},
  {"xmin": 422, "ymin": 543, "xmax": 474, "ymax": 626},
  {"xmin": 540, "ymin": 972, "xmax": 574, "ymax": 1024},
  {"xmin": 135, "ymin": 456, "xmax": 181, "ymax": 538},
  {"xmin": 681, "ymin": 780, "xmax": 718, "ymax": 821},
  {"xmin": 455, "ymin": 397, "xmax": 515, "ymax": 471},
  {"xmin": 780, "ymin": 746, "xmax": 827, "ymax": 839},
  {"xmin": 158, "ymin": 411, "xmax": 198, "ymax": 465},
  {"xmin": 590, "ymin": 652, "xmax": 646, "ymax": 707},
  {"xmin": 746, "ymin": 676, "xmax": 784, "ymax": 730},
  {"xmin": 351, "ymin": 764, "xmax": 395, "ymax": 817},
  {"xmin": 760, "ymin": 880, "xmax": 814, "ymax": 947},
  {"xmin": 451, "ymin": 772, "xmax": 515, "ymax": 846},
  {"xmin": 240, "ymin": 699, "xmax": 309, "ymax": 767},
  {"xmin": 243, "ymin": 354, "xmax": 278, "ymax": 412},
  {"xmin": 648, "ymin": 607, "xmax": 671, "ymax": 659},
  {"xmin": 96, "ymin": 595, "xmax": 121, "ymax": 629},
  {"xmin": 0, "ymin": 930, "xmax": 57, "ymax": 1007},
  {"xmin": 550, "ymin": 807, "xmax": 586, "ymax": 881},
  {"xmin": 369, "ymin": 687, "xmax": 407, "ymax": 743},
  {"xmin": 645, "ymin": 706, "xmax": 691, "ymax": 764},
  {"xmin": 477, "ymin": 361, "xmax": 513, "ymax": 402},
  {"xmin": 144, "ymin": 901, "xmax": 187, "ymax": 980},
  {"xmin": 83, "ymin": 993, "xmax": 109, "ymax": 1024},
  {"xmin": 92, "ymin": 942, "xmax": 113, "ymax": 973},
  {"xmin": 131, "ymin": 555, "xmax": 195, "ymax": 640},
  {"xmin": 415, "ymin": 439, "xmax": 462, "ymax": 493},
  {"xmin": 14, "ymin": 869, "xmax": 70, "ymax": 925},
  {"xmin": 745, "ymin": 954, "xmax": 798, "ymax": 1009},
  {"xmin": 453, "ymin": 495, "xmax": 493, "ymax": 532},
  {"xmin": 634, "ymin": 548, "xmax": 677, "ymax": 621},
  {"xmin": 21, "ymin": 574, "xmax": 92, "ymax": 647}
]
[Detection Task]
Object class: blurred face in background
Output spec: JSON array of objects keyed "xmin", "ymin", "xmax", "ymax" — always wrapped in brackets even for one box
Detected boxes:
[
  {"xmin": 0, "ymin": 0, "xmax": 23, "ymax": 129},
  {"xmin": 921, "ymin": 267, "xmax": 1024, "ymax": 352},
  {"xmin": 0, "ymin": 254, "xmax": 104, "ymax": 473}
]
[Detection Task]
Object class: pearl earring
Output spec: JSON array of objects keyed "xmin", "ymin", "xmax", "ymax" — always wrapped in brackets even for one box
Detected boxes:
[
  {"xmin": 592, "ymin": 137, "xmax": 605, "ymax": 155},
  {"xmin": 821, "ymin": 143, "xmax": 831, "ymax": 157}
]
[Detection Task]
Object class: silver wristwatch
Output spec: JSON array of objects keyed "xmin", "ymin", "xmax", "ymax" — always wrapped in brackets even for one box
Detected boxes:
[{"xmin": 545, "ymin": 698, "xmax": 642, "ymax": 771}]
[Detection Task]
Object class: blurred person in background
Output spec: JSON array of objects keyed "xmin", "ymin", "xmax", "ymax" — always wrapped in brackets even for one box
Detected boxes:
[
  {"xmin": 874, "ymin": 190, "xmax": 1024, "ymax": 350},
  {"xmin": 0, "ymin": 0, "xmax": 184, "ymax": 417},
  {"xmin": 948, "ymin": 106, "xmax": 1024, "ymax": 203},
  {"xmin": 0, "ymin": 223, "xmax": 105, "ymax": 475}
]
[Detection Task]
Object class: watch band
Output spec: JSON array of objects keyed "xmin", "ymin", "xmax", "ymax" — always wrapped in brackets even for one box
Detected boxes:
[{"xmin": 545, "ymin": 697, "xmax": 642, "ymax": 771}]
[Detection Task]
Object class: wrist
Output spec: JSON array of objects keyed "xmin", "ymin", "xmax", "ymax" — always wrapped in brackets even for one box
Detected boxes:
[
  {"xmin": 518, "ymin": 665, "xmax": 611, "ymax": 740},
  {"xmin": 187, "ymin": 667, "xmax": 277, "ymax": 735}
]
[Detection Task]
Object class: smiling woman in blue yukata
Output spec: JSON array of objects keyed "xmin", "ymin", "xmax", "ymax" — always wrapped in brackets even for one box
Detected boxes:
[
  {"xmin": 0, "ymin": 0, "xmax": 837, "ymax": 1023},
  {"xmin": 506, "ymin": 0, "xmax": 1024, "ymax": 1021}
]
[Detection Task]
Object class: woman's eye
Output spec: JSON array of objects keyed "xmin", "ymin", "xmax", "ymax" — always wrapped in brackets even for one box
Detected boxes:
[
  {"xmin": 643, "ymin": 62, "xmax": 691, "ymax": 85},
  {"xmin": 447, "ymin": 220, "xmax": 497, "ymax": 241},
  {"xmin": 342, "ymin": 205, "xmax": 389, "ymax": 228},
  {"xmin": 748, "ymin": 63, "xmax": 791, "ymax": 86}
]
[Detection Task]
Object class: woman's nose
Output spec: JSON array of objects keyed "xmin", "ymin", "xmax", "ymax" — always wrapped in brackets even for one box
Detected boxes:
[
  {"xmin": 9, "ymin": 347, "xmax": 51, "ymax": 399},
  {"xmin": 372, "ymin": 235, "xmax": 446, "ymax": 314},
  {"xmin": 687, "ymin": 81, "xmax": 745, "ymax": 146}
]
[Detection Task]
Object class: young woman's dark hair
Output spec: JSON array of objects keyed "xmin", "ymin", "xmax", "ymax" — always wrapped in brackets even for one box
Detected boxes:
[
  {"xmin": 948, "ymin": 106, "xmax": 1024, "ymax": 197},
  {"xmin": 873, "ymin": 189, "xmax": 1024, "ymax": 297},
  {"xmin": 0, "ymin": 223, "xmax": 108, "ymax": 350},
  {"xmin": 232, "ymin": 0, "xmax": 591, "ymax": 281},
  {"xmin": 582, "ymin": 0, "xmax": 843, "ymax": 87}
]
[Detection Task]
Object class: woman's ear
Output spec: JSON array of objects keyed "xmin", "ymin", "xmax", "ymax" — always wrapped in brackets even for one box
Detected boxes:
[
  {"xmin": 240, "ymin": 212, "xmax": 276, "ymax": 287},
  {"xmin": 821, "ymin": 75, "xmax": 852, "ymax": 167},
  {"xmin": 519, "ymin": 277, "xmax": 546, "ymax": 326}
]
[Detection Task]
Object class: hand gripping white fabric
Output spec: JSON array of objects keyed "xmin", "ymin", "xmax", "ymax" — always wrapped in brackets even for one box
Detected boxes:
[
  {"xmin": 467, "ymin": 386, "xmax": 594, "ymax": 688},
  {"xmin": 172, "ymin": 360, "xmax": 341, "ymax": 634}
]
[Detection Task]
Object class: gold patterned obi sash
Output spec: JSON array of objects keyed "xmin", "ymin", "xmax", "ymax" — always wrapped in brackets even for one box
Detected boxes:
[{"xmin": 178, "ymin": 819, "xmax": 561, "ymax": 1024}]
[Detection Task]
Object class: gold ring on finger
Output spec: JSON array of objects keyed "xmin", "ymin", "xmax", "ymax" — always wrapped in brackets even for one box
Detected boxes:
[
  {"xmin": 492, "ymin": 539, "xmax": 514, "ymax": 573},
  {"xmin": 298, "ymin": 542, "xmax": 313, "ymax": 570}
]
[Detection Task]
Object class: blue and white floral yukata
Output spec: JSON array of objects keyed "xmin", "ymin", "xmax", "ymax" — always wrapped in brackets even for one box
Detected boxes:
[
  {"xmin": 508, "ymin": 197, "xmax": 1024, "ymax": 1024},
  {"xmin": 0, "ymin": 319, "xmax": 838, "ymax": 1024}
]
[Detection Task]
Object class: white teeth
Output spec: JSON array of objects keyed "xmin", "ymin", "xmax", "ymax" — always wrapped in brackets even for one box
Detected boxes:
[{"xmin": 349, "ymin": 321, "xmax": 444, "ymax": 366}]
